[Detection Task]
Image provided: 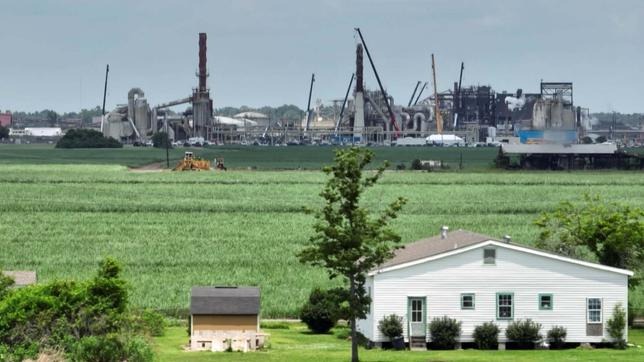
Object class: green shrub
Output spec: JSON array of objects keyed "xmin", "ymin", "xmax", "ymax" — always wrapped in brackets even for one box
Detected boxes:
[
  {"xmin": 377, "ymin": 314, "xmax": 403, "ymax": 340},
  {"xmin": 472, "ymin": 321, "xmax": 499, "ymax": 350},
  {"xmin": 505, "ymin": 319, "xmax": 542, "ymax": 348},
  {"xmin": 55, "ymin": 129, "xmax": 122, "ymax": 149},
  {"xmin": 607, "ymin": 303, "xmax": 627, "ymax": 349},
  {"xmin": 547, "ymin": 325, "xmax": 567, "ymax": 349},
  {"xmin": 428, "ymin": 316, "xmax": 461, "ymax": 350},
  {"xmin": 0, "ymin": 258, "xmax": 154, "ymax": 360},
  {"xmin": 72, "ymin": 334, "xmax": 153, "ymax": 362},
  {"xmin": 133, "ymin": 309, "xmax": 166, "ymax": 337},
  {"xmin": 124, "ymin": 335, "xmax": 155, "ymax": 362},
  {"xmin": 151, "ymin": 132, "xmax": 172, "ymax": 148},
  {"xmin": 300, "ymin": 288, "xmax": 347, "ymax": 333},
  {"xmin": 411, "ymin": 159, "xmax": 422, "ymax": 170},
  {"xmin": 0, "ymin": 273, "xmax": 14, "ymax": 300}
]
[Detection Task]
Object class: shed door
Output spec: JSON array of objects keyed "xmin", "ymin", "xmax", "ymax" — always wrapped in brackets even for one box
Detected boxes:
[{"xmin": 407, "ymin": 297, "xmax": 426, "ymax": 338}]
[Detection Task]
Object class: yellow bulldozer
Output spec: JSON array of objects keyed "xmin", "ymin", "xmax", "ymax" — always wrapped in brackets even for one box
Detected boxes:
[{"xmin": 173, "ymin": 152, "xmax": 211, "ymax": 171}]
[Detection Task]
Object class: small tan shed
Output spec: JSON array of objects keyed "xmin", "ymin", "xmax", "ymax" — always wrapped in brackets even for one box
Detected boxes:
[{"xmin": 190, "ymin": 286, "xmax": 263, "ymax": 351}]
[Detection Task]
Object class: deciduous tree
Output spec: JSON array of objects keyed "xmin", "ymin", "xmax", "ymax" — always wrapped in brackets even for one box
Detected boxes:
[{"xmin": 299, "ymin": 147, "xmax": 406, "ymax": 362}]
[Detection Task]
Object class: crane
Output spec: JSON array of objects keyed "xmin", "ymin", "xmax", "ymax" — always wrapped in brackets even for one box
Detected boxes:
[{"xmin": 431, "ymin": 54, "xmax": 443, "ymax": 134}]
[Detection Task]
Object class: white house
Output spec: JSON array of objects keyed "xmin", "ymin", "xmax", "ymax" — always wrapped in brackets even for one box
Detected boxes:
[{"xmin": 357, "ymin": 229, "xmax": 632, "ymax": 348}]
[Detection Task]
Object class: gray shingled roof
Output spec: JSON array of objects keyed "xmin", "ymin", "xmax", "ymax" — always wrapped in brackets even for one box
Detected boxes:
[
  {"xmin": 2, "ymin": 271, "xmax": 37, "ymax": 286},
  {"xmin": 190, "ymin": 286, "xmax": 260, "ymax": 315},
  {"xmin": 378, "ymin": 230, "xmax": 498, "ymax": 269}
]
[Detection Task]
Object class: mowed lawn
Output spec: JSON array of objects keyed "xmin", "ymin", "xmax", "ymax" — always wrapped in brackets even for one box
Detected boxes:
[
  {"xmin": 154, "ymin": 324, "xmax": 644, "ymax": 362},
  {"xmin": 0, "ymin": 164, "xmax": 642, "ymax": 317}
]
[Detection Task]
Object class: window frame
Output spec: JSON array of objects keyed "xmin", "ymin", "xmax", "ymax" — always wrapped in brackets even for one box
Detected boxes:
[
  {"xmin": 483, "ymin": 248, "xmax": 496, "ymax": 265},
  {"xmin": 410, "ymin": 298, "xmax": 423, "ymax": 323},
  {"xmin": 461, "ymin": 293, "xmax": 475, "ymax": 310},
  {"xmin": 538, "ymin": 293, "xmax": 553, "ymax": 310},
  {"xmin": 496, "ymin": 292, "xmax": 514, "ymax": 320},
  {"xmin": 587, "ymin": 297, "xmax": 603, "ymax": 324}
]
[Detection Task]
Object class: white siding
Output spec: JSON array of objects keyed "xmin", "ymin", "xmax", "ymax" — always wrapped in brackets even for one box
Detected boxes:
[
  {"xmin": 356, "ymin": 276, "xmax": 374, "ymax": 339},
  {"xmin": 364, "ymin": 245, "xmax": 628, "ymax": 343}
]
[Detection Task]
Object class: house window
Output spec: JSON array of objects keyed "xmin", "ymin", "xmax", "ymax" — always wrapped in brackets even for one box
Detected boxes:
[
  {"xmin": 461, "ymin": 293, "xmax": 475, "ymax": 309},
  {"xmin": 539, "ymin": 294, "xmax": 553, "ymax": 310},
  {"xmin": 497, "ymin": 292, "xmax": 513, "ymax": 319},
  {"xmin": 484, "ymin": 249, "xmax": 496, "ymax": 264},
  {"xmin": 411, "ymin": 299, "xmax": 423, "ymax": 322},
  {"xmin": 587, "ymin": 298, "xmax": 602, "ymax": 323}
]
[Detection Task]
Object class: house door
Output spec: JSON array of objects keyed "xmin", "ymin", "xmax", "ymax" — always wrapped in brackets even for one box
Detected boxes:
[{"xmin": 407, "ymin": 297, "xmax": 426, "ymax": 338}]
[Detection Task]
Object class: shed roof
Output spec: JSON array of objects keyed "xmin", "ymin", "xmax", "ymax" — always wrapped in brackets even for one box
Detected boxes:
[
  {"xmin": 2, "ymin": 271, "xmax": 37, "ymax": 286},
  {"xmin": 191, "ymin": 286, "xmax": 260, "ymax": 315},
  {"xmin": 379, "ymin": 230, "xmax": 497, "ymax": 269}
]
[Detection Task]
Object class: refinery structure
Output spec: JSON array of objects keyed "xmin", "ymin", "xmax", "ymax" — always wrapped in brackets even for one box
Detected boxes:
[{"xmin": 90, "ymin": 30, "xmax": 643, "ymax": 170}]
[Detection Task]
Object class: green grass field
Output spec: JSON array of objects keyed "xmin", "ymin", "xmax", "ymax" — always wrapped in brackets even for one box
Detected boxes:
[
  {"xmin": 0, "ymin": 161, "xmax": 642, "ymax": 317},
  {"xmin": 153, "ymin": 324, "xmax": 644, "ymax": 362},
  {"xmin": 0, "ymin": 143, "xmax": 498, "ymax": 169}
]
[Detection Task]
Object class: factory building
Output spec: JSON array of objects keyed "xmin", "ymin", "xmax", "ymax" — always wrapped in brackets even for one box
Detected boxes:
[
  {"xmin": 0, "ymin": 112, "xmax": 11, "ymax": 127},
  {"xmin": 102, "ymin": 33, "xmax": 214, "ymax": 143}
]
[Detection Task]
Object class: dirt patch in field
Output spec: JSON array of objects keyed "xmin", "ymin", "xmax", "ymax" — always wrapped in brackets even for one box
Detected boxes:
[{"xmin": 128, "ymin": 162, "xmax": 167, "ymax": 173}]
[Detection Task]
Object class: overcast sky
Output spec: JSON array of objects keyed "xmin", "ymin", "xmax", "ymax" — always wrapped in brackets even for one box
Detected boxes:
[{"xmin": 1, "ymin": 0, "xmax": 642, "ymax": 113}]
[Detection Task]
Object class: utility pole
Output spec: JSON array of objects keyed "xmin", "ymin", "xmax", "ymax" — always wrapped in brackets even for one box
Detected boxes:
[
  {"xmin": 431, "ymin": 54, "xmax": 443, "ymax": 134},
  {"xmin": 164, "ymin": 113, "xmax": 170, "ymax": 169},
  {"xmin": 304, "ymin": 73, "xmax": 315, "ymax": 135},
  {"xmin": 102, "ymin": 64, "xmax": 109, "ymax": 115}
]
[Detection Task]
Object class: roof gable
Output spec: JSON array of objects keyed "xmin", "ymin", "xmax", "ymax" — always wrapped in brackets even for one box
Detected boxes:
[
  {"xmin": 190, "ymin": 286, "xmax": 260, "ymax": 315},
  {"xmin": 378, "ymin": 230, "xmax": 497, "ymax": 269},
  {"xmin": 370, "ymin": 232, "xmax": 633, "ymax": 277}
]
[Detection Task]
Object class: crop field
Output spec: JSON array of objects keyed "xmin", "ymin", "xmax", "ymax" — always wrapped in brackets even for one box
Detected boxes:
[
  {"xmin": 0, "ymin": 164, "xmax": 642, "ymax": 317},
  {"xmin": 0, "ymin": 143, "xmax": 498, "ymax": 169}
]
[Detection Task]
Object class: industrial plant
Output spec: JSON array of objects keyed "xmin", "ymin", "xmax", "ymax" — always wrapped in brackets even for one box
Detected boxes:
[{"xmin": 5, "ymin": 29, "xmax": 607, "ymax": 169}]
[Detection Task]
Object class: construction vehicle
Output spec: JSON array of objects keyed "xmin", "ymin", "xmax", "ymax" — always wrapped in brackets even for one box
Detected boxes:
[
  {"xmin": 173, "ymin": 152, "xmax": 211, "ymax": 171},
  {"xmin": 215, "ymin": 157, "xmax": 227, "ymax": 171}
]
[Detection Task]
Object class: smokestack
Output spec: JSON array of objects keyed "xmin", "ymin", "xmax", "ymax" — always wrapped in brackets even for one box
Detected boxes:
[
  {"xmin": 440, "ymin": 226, "xmax": 449, "ymax": 239},
  {"xmin": 198, "ymin": 33, "xmax": 207, "ymax": 92},
  {"xmin": 355, "ymin": 44, "xmax": 364, "ymax": 93}
]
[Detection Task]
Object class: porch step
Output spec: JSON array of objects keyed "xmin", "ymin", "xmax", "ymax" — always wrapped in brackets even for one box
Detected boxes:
[{"xmin": 409, "ymin": 336, "xmax": 426, "ymax": 351}]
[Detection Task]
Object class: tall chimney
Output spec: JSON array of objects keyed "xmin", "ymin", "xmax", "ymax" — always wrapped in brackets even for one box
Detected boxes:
[
  {"xmin": 355, "ymin": 44, "xmax": 364, "ymax": 93},
  {"xmin": 440, "ymin": 226, "xmax": 449, "ymax": 239},
  {"xmin": 198, "ymin": 33, "xmax": 207, "ymax": 92}
]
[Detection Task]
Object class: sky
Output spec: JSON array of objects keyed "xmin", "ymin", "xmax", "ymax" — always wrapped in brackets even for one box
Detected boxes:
[{"xmin": 0, "ymin": 0, "xmax": 642, "ymax": 113}]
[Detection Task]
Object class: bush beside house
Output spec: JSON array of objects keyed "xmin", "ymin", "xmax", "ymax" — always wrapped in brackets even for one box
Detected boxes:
[
  {"xmin": 377, "ymin": 314, "xmax": 404, "ymax": 350},
  {"xmin": 505, "ymin": 319, "xmax": 542, "ymax": 349},
  {"xmin": 473, "ymin": 321, "xmax": 500, "ymax": 350},
  {"xmin": 428, "ymin": 316, "xmax": 462, "ymax": 350},
  {"xmin": 547, "ymin": 326, "xmax": 567, "ymax": 349},
  {"xmin": 300, "ymin": 288, "xmax": 348, "ymax": 334}
]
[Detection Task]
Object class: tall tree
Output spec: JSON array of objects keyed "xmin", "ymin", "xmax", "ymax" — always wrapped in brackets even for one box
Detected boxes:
[
  {"xmin": 299, "ymin": 147, "xmax": 406, "ymax": 362},
  {"xmin": 535, "ymin": 194, "xmax": 643, "ymax": 286}
]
